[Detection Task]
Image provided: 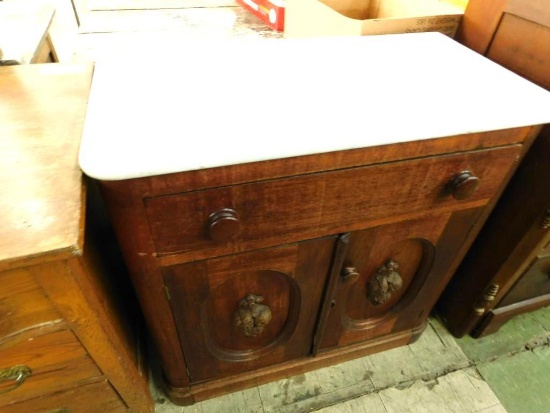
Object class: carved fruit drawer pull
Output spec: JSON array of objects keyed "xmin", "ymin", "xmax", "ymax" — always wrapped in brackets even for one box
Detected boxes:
[
  {"xmin": 234, "ymin": 294, "xmax": 272, "ymax": 337},
  {"xmin": 0, "ymin": 365, "xmax": 31, "ymax": 395},
  {"xmin": 367, "ymin": 259, "xmax": 403, "ymax": 305}
]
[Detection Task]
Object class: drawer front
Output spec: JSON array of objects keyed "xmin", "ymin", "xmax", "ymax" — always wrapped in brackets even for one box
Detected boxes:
[
  {"xmin": 499, "ymin": 255, "xmax": 550, "ymax": 306},
  {"xmin": 0, "ymin": 267, "xmax": 61, "ymax": 340},
  {"xmin": 146, "ymin": 146, "xmax": 521, "ymax": 260},
  {"xmin": 0, "ymin": 329, "xmax": 103, "ymax": 405},
  {"xmin": 0, "ymin": 380, "xmax": 127, "ymax": 413}
]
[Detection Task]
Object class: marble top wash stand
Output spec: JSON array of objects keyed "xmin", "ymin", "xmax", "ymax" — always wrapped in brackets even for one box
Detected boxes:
[{"xmin": 79, "ymin": 33, "xmax": 550, "ymax": 405}]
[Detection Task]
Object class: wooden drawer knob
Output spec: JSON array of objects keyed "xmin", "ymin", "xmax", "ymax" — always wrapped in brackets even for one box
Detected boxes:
[
  {"xmin": 341, "ymin": 267, "xmax": 360, "ymax": 285},
  {"xmin": 448, "ymin": 171, "xmax": 480, "ymax": 200},
  {"xmin": 208, "ymin": 208, "xmax": 241, "ymax": 242}
]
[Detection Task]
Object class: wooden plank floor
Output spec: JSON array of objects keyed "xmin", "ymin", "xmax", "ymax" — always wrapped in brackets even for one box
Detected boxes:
[{"xmin": 72, "ymin": 4, "xmax": 550, "ymax": 412}]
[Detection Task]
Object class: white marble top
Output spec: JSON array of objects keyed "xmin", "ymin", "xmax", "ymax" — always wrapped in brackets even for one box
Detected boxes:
[{"xmin": 79, "ymin": 32, "xmax": 550, "ymax": 181}]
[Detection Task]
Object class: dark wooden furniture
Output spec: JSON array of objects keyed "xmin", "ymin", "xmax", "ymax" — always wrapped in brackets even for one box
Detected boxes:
[
  {"xmin": 102, "ymin": 131, "xmax": 532, "ymax": 405},
  {"xmin": 437, "ymin": 0, "xmax": 550, "ymax": 338},
  {"xmin": 79, "ymin": 34, "xmax": 550, "ymax": 404},
  {"xmin": 0, "ymin": 65, "xmax": 153, "ymax": 413}
]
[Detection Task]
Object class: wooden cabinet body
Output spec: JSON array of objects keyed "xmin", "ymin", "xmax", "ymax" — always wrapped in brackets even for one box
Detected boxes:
[
  {"xmin": 436, "ymin": 0, "xmax": 550, "ymax": 337},
  {"xmin": 98, "ymin": 131, "xmax": 534, "ymax": 404},
  {"xmin": 79, "ymin": 34, "xmax": 550, "ymax": 404},
  {"xmin": 0, "ymin": 65, "xmax": 153, "ymax": 412}
]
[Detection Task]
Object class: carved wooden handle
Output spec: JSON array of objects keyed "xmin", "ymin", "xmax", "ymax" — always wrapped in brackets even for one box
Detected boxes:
[
  {"xmin": 234, "ymin": 294, "xmax": 272, "ymax": 337},
  {"xmin": 367, "ymin": 259, "xmax": 403, "ymax": 305},
  {"xmin": 0, "ymin": 365, "xmax": 31, "ymax": 395},
  {"xmin": 448, "ymin": 171, "xmax": 480, "ymax": 200},
  {"xmin": 341, "ymin": 267, "xmax": 360, "ymax": 285},
  {"xmin": 208, "ymin": 208, "xmax": 241, "ymax": 242}
]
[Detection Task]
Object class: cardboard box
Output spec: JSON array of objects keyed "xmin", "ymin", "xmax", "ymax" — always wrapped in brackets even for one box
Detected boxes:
[
  {"xmin": 236, "ymin": 0, "xmax": 285, "ymax": 31},
  {"xmin": 284, "ymin": 0, "xmax": 463, "ymax": 38}
]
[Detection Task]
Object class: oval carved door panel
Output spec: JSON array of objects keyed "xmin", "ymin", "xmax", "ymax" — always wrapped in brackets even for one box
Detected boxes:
[
  {"xmin": 315, "ymin": 213, "xmax": 462, "ymax": 352},
  {"xmin": 203, "ymin": 269, "xmax": 300, "ymax": 361},
  {"xmin": 163, "ymin": 236, "xmax": 336, "ymax": 382},
  {"xmin": 344, "ymin": 237, "xmax": 435, "ymax": 327}
]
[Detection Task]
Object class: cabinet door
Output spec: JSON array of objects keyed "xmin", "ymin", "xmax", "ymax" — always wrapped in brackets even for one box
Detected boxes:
[
  {"xmin": 163, "ymin": 236, "xmax": 336, "ymax": 382},
  {"xmin": 315, "ymin": 213, "xmax": 474, "ymax": 352}
]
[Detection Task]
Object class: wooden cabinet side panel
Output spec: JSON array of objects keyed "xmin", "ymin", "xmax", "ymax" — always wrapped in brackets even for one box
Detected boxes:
[{"xmin": 100, "ymin": 181, "xmax": 190, "ymax": 390}]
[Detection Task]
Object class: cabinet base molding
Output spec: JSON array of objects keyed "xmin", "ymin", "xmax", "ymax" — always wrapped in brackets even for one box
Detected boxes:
[{"xmin": 163, "ymin": 322, "xmax": 425, "ymax": 405}]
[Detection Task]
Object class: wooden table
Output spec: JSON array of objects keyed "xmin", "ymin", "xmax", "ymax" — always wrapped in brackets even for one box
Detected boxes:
[
  {"xmin": 0, "ymin": 64, "xmax": 153, "ymax": 412},
  {"xmin": 0, "ymin": 4, "xmax": 59, "ymax": 64}
]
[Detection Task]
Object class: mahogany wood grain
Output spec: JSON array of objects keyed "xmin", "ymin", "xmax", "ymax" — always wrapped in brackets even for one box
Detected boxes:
[
  {"xmin": 163, "ymin": 237, "xmax": 336, "ymax": 383},
  {"xmin": 317, "ymin": 215, "xmax": 450, "ymax": 350},
  {"xmin": 146, "ymin": 146, "xmax": 521, "ymax": 262},
  {"xmin": 100, "ymin": 181, "xmax": 191, "ymax": 389},
  {"xmin": 99, "ymin": 120, "xmax": 538, "ymax": 404}
]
